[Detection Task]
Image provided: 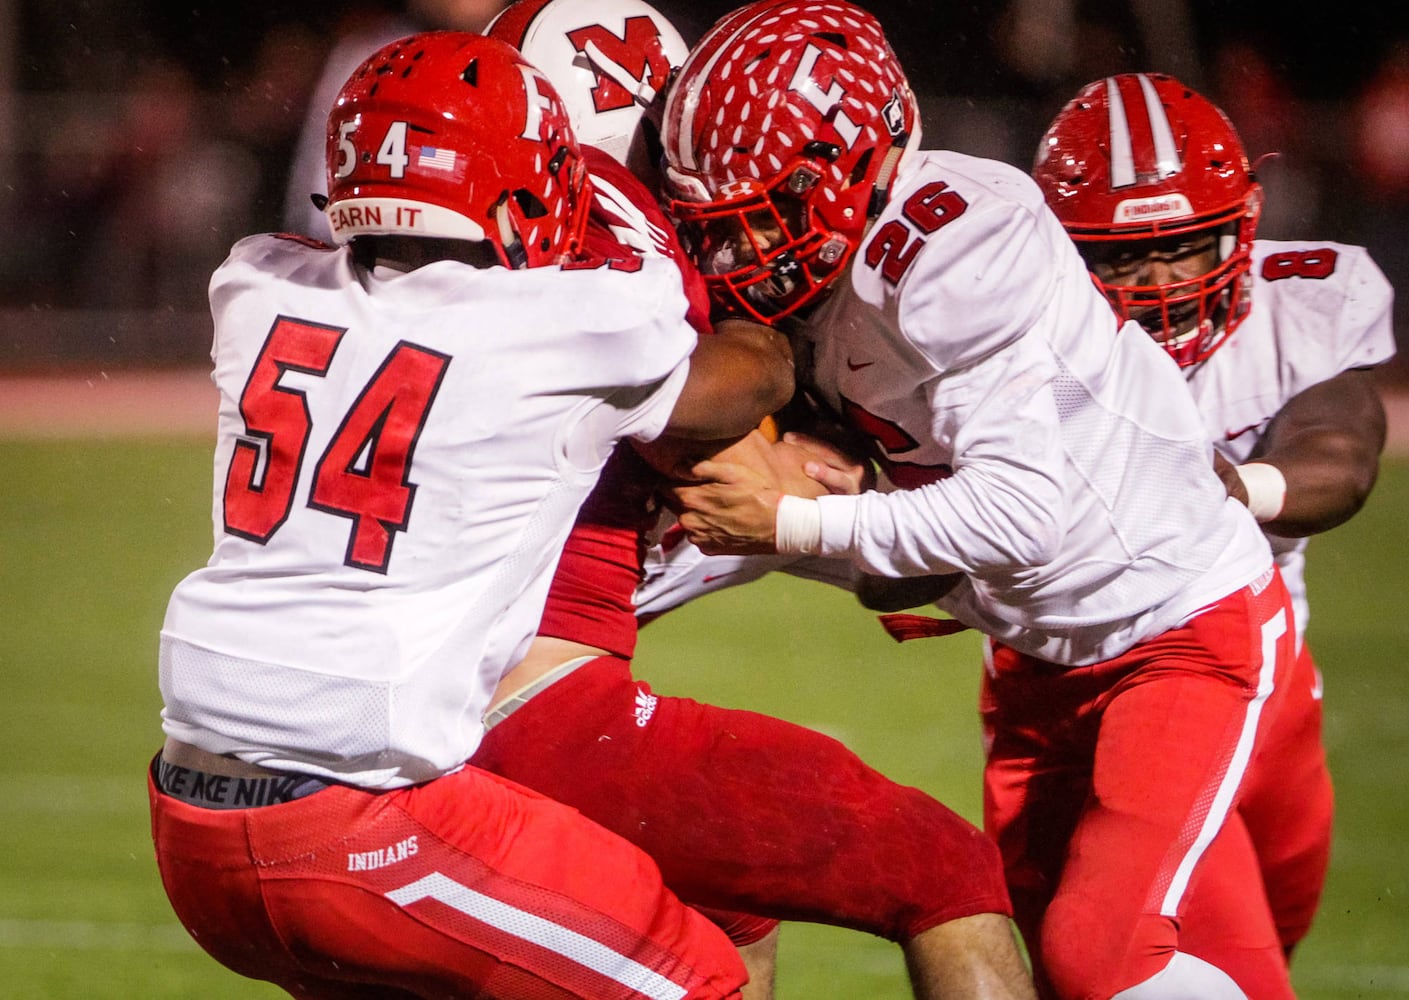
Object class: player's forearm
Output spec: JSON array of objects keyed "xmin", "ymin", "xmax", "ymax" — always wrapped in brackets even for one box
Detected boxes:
[
  {"xmin": 665, "ymin": 320, "xmax": 794, "ymax": 440},
  {"xmin": 1250, "ymin": 427, "xmax": 1384, "ymax": 536},
  {"xmin": 1244, "ymin": 370, "xmax": 1387, "ymax": 537},
  {"xmin": 813, "ymin": 460, "xmax": 1065, "ymax": 577}
]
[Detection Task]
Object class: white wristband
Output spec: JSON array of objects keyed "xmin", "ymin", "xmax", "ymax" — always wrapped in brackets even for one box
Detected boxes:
[
  {"xmin": 775, "ymin": 495, "xmax": 823, "ymax": 554},
  {"xmin": 1235, "ymin": 463, "xmax": 1287, "ymax": 522}
]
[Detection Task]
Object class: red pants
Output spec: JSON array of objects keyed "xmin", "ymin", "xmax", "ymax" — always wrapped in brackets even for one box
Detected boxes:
[
  {"xmin": 471, "ymin": 656, "xmax": 1010, "ymax": 945},
  {"xmin": 1187, "ymin": 641, "xmax": 1333, "ymax": 959},
  {"xmin": 981, "ymin": 571, "xmax": 1298, "ymax": 1000},
  {"xmin": 150, "ymin": 762, "xmax": 746, "ymax": 999}
]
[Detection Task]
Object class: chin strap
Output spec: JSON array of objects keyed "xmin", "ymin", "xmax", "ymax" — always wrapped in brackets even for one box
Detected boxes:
[
  {"xmin": 492, "ymin": 194, "xmax": 528, "ymax": 269},
  {"xmin": 867, "ymin": 134, "xmax": 909, "ymax": 219}
]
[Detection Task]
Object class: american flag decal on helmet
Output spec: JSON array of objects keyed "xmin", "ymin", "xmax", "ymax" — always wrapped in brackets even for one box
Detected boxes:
[{"xmin": 414, "ymin": 146, "xmax": 457, "ymax": 172}]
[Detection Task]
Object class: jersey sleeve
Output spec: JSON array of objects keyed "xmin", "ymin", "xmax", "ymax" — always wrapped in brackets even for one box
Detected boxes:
[
  {"xmin": 557, "ymin": 256, "xmax": 700, "ymax": 445},
  {"xmin": 815, "ymin": 334, "xmax": 1068, "ymax": 577},
  {"xmin": 584, "ymin": 145, "xmax": 713, "ymax": 334},
  {"xmin": 1330, "ymin": 245, "xmax": 1397, "ymax": 371},
  {"xmin": 893, "ymin": 158, "xmax": 1062, "ymax": 374},
  {"xmin": 541, "ymin": 255, "xmax": 699, "ymax": 386},
  {"xmin": 634, "ymin": 529, "xmax": 822, "ymax": 620}
]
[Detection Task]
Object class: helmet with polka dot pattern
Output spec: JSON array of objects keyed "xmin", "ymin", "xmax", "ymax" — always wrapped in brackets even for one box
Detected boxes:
[{"xmin": 660, "ymin": 0, "xmax": 920, "ymax": 319}]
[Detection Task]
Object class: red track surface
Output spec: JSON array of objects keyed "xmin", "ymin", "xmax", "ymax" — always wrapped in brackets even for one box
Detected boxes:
[{"xmin": 2, "ymin": 368, "xmax": 1407, "ymax": 453}]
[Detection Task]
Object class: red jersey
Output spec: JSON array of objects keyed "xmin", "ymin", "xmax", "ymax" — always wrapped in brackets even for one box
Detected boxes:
[{"xmin": 537, "ymin": 146, "xmax": 712, "ymax": 655}]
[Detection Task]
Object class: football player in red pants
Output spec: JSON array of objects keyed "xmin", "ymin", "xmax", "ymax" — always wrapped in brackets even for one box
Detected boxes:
[
  {"xmin": 473, "ymin": 2, "xmax": 1035, "ymax": 999},
  {"xmin": 657, "ymin": 3, "xmax": 1303, "ymax": 997},
  {"xmin": 150, "ymin": 33, "xmax": 795, "ymax": 1000},
  {"xmin": 1033, "ymin": 73, "xmax": 1394, "ymax": 964}
]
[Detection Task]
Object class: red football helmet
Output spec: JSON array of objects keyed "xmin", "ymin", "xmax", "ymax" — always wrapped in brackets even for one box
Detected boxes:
[
  {"xmin": 1033, "ymin": 73, "xmax": 1263, "ymax": 366},
  {"xmin": 324, "ymin": 31, "xmax": 591, "ymax": 268},
  {"xmin": 661, "ymin": 0, "xmax": 920, "ymax": 320},
  {"xmin": 487, "ymin": 0, "xmax": 687, "ymax": 177}
]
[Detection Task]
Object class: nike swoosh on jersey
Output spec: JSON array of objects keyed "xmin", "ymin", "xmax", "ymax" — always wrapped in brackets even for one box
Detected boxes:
[
  {"xmin": 1224, "ymin": 422, "xmax": 1262, "ymax": 441},
  {"xmin": 702, "ymin": 571, "xmax": 742, "ymax": 584},
  {"xmin": 846, "ymin": 358, "xmax": 875, "ymax": 371}
]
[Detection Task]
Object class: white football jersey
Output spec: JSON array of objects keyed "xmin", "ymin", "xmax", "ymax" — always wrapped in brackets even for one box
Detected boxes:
[
  {"xmin": 797, "ymin": 151, "xmax": 1273, "ymax": 665},
  {"xmin": 1187, "ymin": 239, "xmax": 1396, "ymax": 644},
  {"xmin": 635, "ymin": 530, "xmax": 858, "ymax": 619},
  {"xmin": 160, "ymin": 234, "xmax": 695, "ymax": 788}
]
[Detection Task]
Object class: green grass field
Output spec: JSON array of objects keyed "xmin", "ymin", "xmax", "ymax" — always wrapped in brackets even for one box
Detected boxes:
[{"xmin": 1, "ymin": 437, "xmax": 1404, "ymax": 998}]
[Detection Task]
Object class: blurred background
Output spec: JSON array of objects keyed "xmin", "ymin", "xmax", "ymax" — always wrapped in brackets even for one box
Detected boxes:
[
  {"xmin": 0, "ymin": 4, "xmax": 1406, "ymax": 997},
  {"xmin": 1, "ymin": 0, "xmax": 1408, "ymax": 376}
]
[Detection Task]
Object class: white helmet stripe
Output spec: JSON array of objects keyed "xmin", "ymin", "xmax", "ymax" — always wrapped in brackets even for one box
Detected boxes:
[
  {"xmin": 667, "ymin": 11, "xmax": 768, "ymax": 170},
  {"xmin": 582, "ymin": 38, "xmax": 659, "ymax": 107},
  {"xmin": 1138, "ymin": 73, "xmax": 1183, "ymax": 179},
  {"xmin": 1104, "ymin": 77, "xmax": 1135, "ymax": 189}
]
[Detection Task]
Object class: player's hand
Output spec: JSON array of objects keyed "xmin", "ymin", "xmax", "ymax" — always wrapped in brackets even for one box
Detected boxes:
[
  {"xmin": 782, "ymin": 431, "xmax": 873, "ymax": 495},
  {"xmin": 1213, "ymin": 450, "xmax": 1248, "ymax": 505},
  {"xmin": 712, "ymin": 430, "xmax": 830, "ymax": 500},
  {"xmin": 670, "ymin": 459, "xmax": 783, "ymax": 555}
]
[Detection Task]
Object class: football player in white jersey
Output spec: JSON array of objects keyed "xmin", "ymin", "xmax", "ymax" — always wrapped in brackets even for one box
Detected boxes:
[
  {"xmin": 1032, "ymin": 72, "xmax": 1396, "ymax": 966},
  {"xmin": 148, "ymin": 33, "xmax": 797, "ymax": 1000},
  {"xmin": 282, "ymin": 0, "xmax": 515, "ymax": 240},
  {"xmin": 656, "ymin": 2, "xmax": 1305, "ymax": 997},
  {"xmin": 469, "ymin": 5, "xmax": 1035, "ymax": 999}
]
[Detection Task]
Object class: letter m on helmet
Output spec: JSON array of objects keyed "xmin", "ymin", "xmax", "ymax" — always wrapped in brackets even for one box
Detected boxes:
[{"xmin": 567, "ymin": 16, "xmax": 674, "ymax": 113}]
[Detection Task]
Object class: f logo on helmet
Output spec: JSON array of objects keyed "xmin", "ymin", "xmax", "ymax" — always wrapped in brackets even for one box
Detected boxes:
[
  {"xmin": 518, "ymin": 65, "xmax": 561, "ymax": 140},
  {"xmin": 566, "ymin": 17, "xmax": 672, "ymax": 113},
  {"xmin": 788, "ymin": 43, "xmax": 861, "ymax": 149}
]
